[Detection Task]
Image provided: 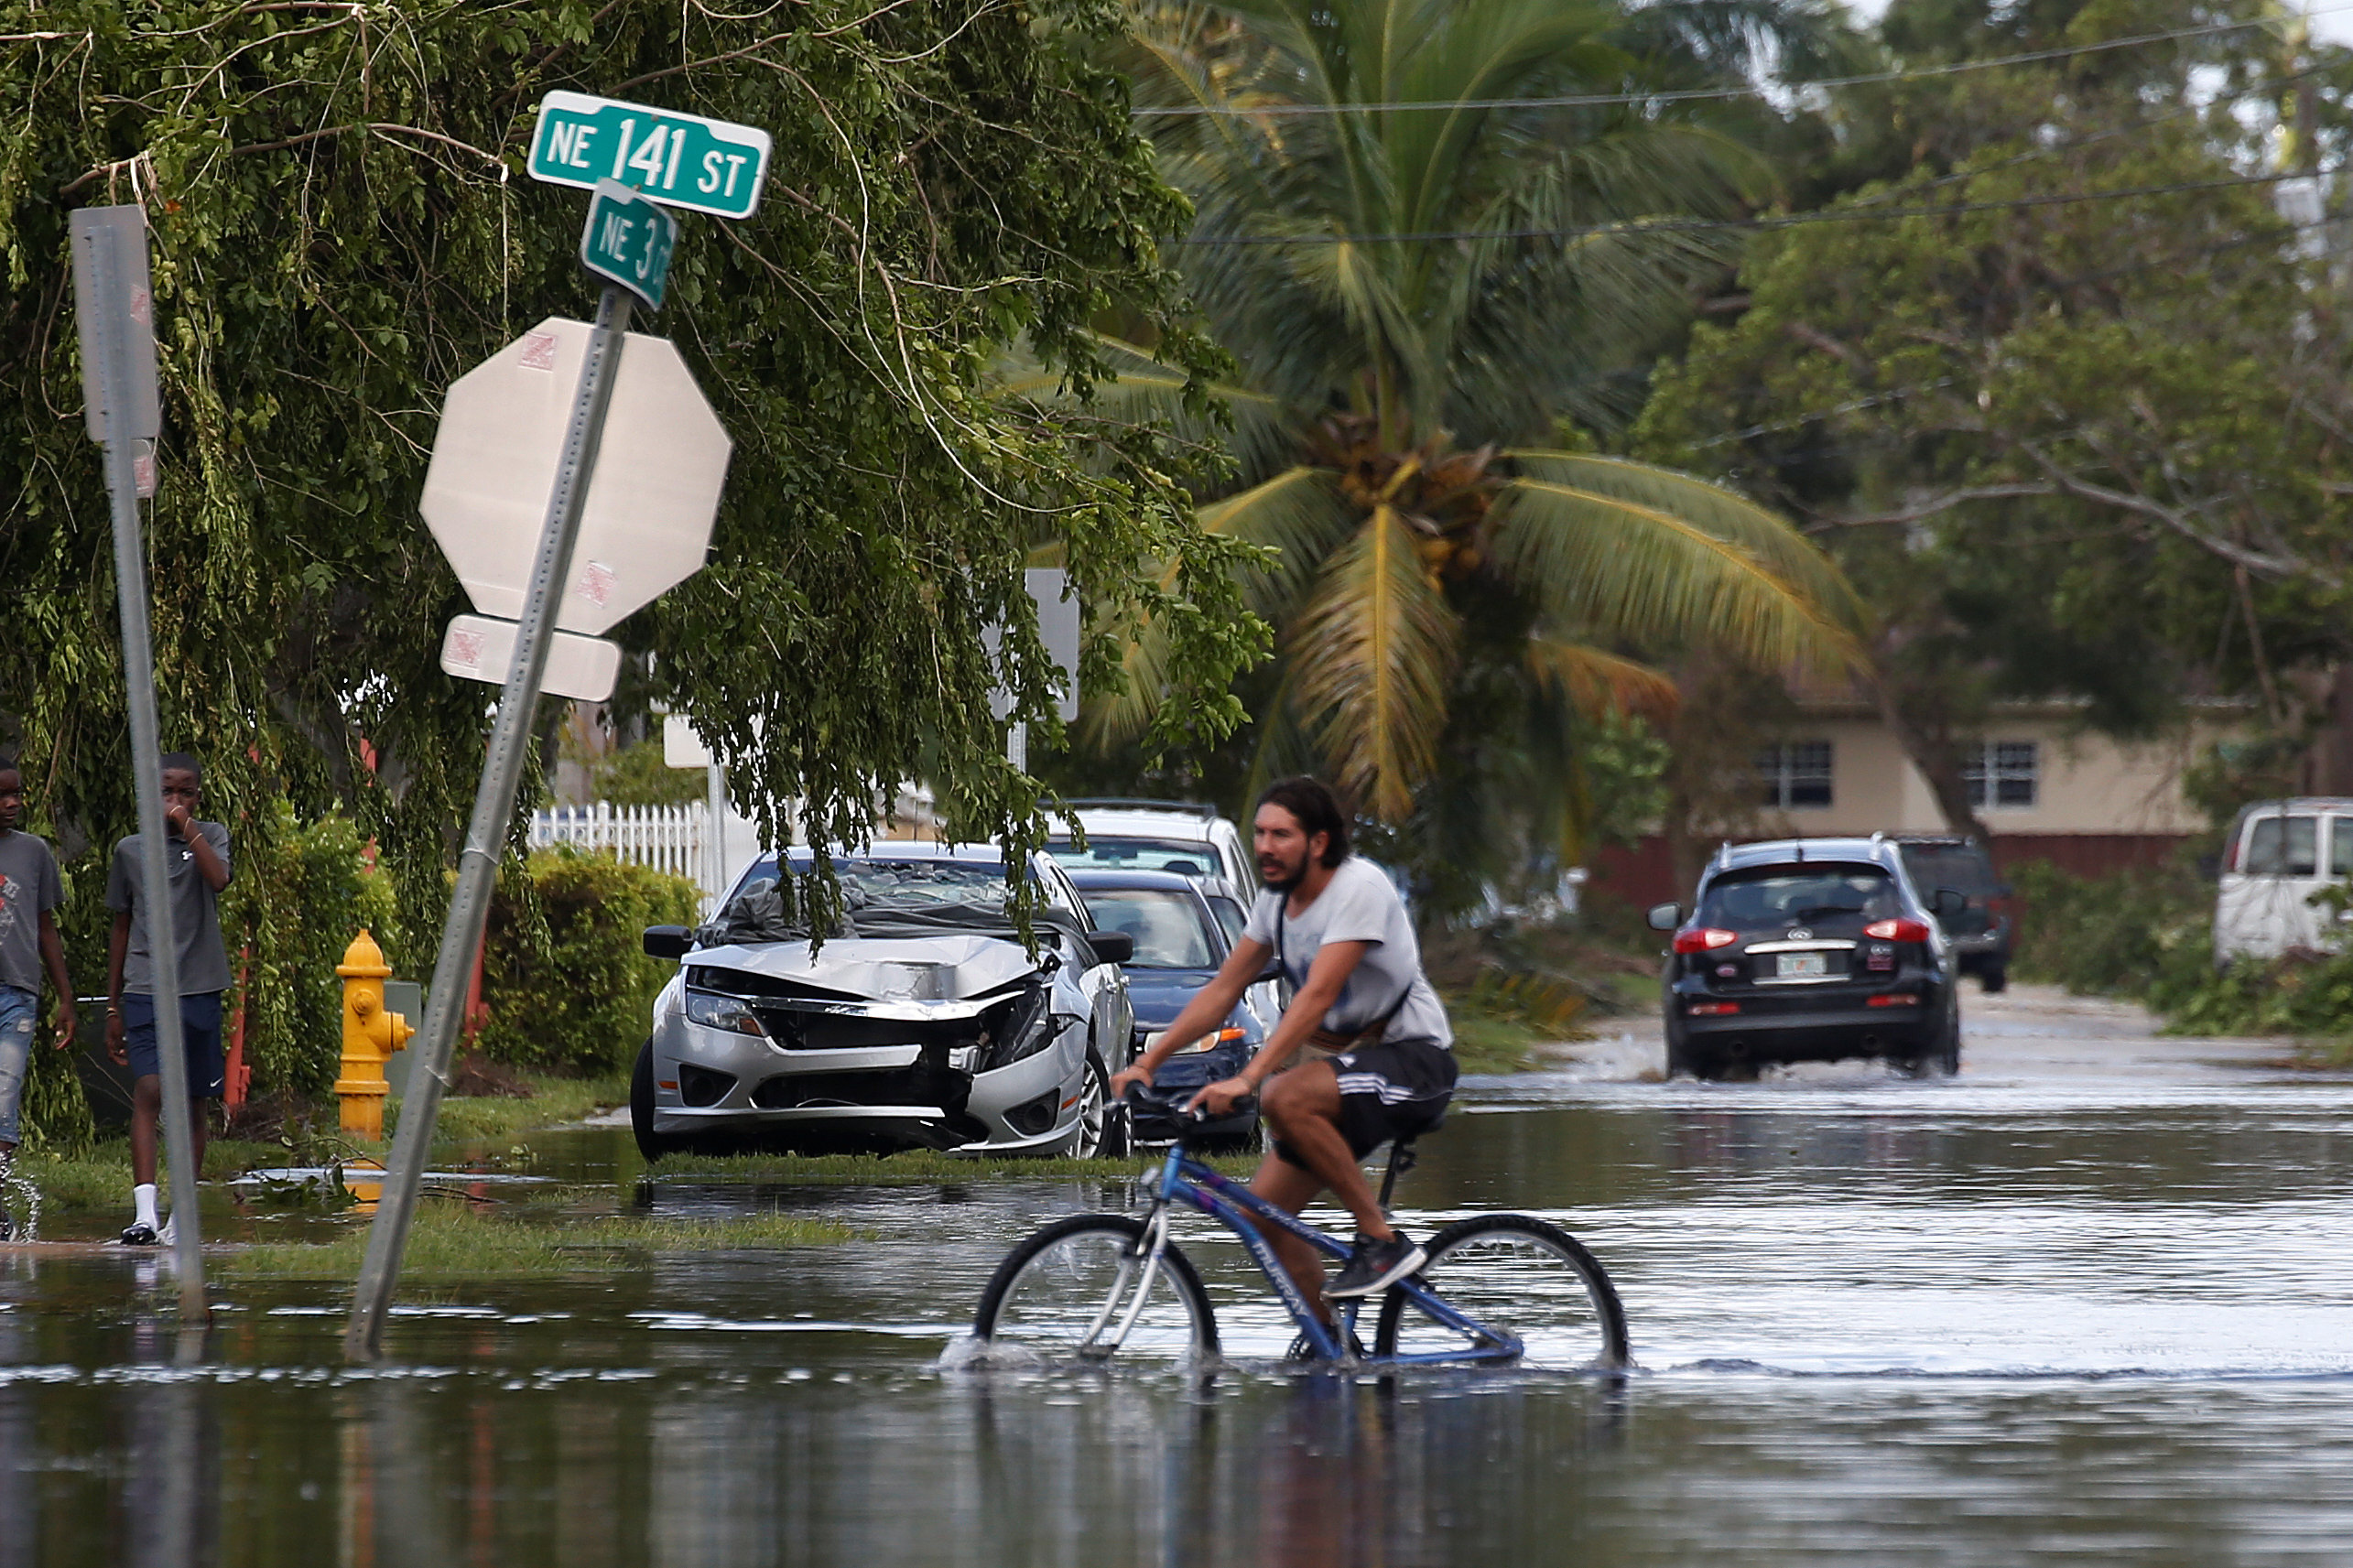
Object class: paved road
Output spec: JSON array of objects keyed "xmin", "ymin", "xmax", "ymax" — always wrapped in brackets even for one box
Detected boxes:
[{"xmin": 1553, "ymin": 978, "xmax": 2290, "ymax": 1085}]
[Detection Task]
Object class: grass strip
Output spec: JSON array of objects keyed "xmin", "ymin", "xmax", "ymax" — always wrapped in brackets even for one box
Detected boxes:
[
  {"xmin": 15, "ymin": 1138, "xmax": 294, "ymax": 1213},
  {"xmin": 222, "ymin": 1199, "xmax": 853, "ymax": 1281},
  {"xmin": 388, "ymin": 1071, "xmax": 631, "ymax": 1144},
  {"xmin": 21, "ymin": 1071, "xmax": 632, "ymax": 1214},
  {"xmin": 642, "ymin": 1149, "xmax": 1262, "ymax": 1182},
  {"xmin": 1446, "ymin": 1009, "xmax": 1570, "ymax": 1074}
]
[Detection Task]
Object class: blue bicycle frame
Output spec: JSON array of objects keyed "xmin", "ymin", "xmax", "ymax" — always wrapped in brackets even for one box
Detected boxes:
[{"xmin": 1144, "ymin": 1142, "xmax": 1523, "ymax": 1366}]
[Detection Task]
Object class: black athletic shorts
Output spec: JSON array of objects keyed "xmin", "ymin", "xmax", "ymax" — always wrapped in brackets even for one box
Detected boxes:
[{"xmin": 1273, "ymin": 1037, "xmax": 1458, "ymax": 1171}]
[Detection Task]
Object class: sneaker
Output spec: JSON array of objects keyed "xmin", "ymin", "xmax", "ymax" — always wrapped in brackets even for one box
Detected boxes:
[
  {"xmin": 119, "ymin": 1222, "xmax": 158, "ymax": 1247},
  {"xmin": 157, "ymin": 1215, "xmax": 175, "ymax": 1249},
  {"xmin": 1283, "ymin": 1325, "xmax": 1370, "ymax": 1363},
  {"xmin": 1326, "ymin": 1233, "xmax": 1426, "ymax": 1299}
]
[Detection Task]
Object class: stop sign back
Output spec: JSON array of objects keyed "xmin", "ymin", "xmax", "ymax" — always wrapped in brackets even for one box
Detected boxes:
[{"xmin": 420, "ymin": 318, "xmax": 732, "ymax": 635}]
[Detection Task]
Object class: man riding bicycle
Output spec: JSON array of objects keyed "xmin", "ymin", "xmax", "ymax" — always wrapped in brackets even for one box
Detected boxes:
[{"xmin": 1109, "ymin": 777, "xmax": 1458, "ymax": 1327}]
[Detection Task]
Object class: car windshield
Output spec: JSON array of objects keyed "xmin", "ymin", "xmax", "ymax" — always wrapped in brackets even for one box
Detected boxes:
[
  {"xmin": 1048, "ymin": 836, "xmax": 1216, "ymax": 878},
  {"xmin": 1082, "ymin": 887, "xmax": 1220, "ymax": 968},
  {"xmin": 1900, "ymin": 845, "xmax": 1998, "ymax": 894},
  {"xmin": 709, "ymin": 857, "xmax": 1033, "ymax": 941},
  {"xmin": 1698, "ymin": 867, "xmax": 1902, "ymax": 930}
]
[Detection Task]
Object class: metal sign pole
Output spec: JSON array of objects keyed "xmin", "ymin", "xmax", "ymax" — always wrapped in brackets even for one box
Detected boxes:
[
  {"xmin": 81, "ymin": 214, "xmax": 208, "ymax": 1319},
  {"xmin": 345, "ymin": 284, "xmax": 634, "ymax": 1358}
]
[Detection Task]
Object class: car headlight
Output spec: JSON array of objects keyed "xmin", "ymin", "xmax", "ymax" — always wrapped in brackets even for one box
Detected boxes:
[
  {"xmin": 685, "ymin": 989, "xmax": 764, "ymax": 1038},
  {"xmin": 979, "ymin": 984, "xmax": 1063, "ymax": 1071},
  {"xmin": 1166, "ymin": 1026, "xmax": 1248, "ymax": 1054}
]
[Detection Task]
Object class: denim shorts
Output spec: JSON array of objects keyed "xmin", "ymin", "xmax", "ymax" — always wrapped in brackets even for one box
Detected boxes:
[
  {"xmin": 123, "ymin": 992, "xmax": 226, "ymax": 1098},
  {"xmin": 0, "ymin": 986, "xmax": 35, "ymax": 1146}
]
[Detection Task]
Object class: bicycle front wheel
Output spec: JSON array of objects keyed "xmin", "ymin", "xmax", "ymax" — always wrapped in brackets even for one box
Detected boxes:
[
  {"xmin": 1373, "ymin": 1215, "xmax": 1629, "ymax": 1371},
  {"xmin": 973, "ymin": 1214, "xmax": 1220, "ymax": 1366}
]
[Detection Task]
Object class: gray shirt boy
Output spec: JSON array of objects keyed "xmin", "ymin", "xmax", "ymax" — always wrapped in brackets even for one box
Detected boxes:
[
  {"xmin": 104, "ymin": 824, "xmax": 233, "ymax": 996},
  {"xmin": 0, "ymin": 832, "xmax": 64, "ymax": 995},
  {"xmin": 1244, "ymin": 856, "xmax": 1451, "ymax": 1048}
]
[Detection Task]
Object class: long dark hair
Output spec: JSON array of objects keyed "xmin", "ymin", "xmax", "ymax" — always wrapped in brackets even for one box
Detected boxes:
[{"xmin": 1256, "ymin": 776, "xmax": 1350, "ymax": 867}]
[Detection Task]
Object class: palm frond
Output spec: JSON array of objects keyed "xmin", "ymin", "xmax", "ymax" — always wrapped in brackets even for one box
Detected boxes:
[
  {"xmin": 1075, "ymin": 467, "xmax": 1350, "ymax": 750},
  {"xmin": 1076, "ymin": 597, "xmax": 1185, "ymax": 752},
  {"xmin": 1492, "ymin": 454, "xmax": 1866, "ymax": 673},
  {"xmin": 1523, "ymin": 637, "xmax": 1680, "ymax": 719},
  {"xmin": 1198, "ymin": 465, "xmax": 1357, "ymax": 612},
  {"xmin": 1242, "ymin": 659, "xmax": 1323, "ymax": 807},
  {"xmin": 993, "ymin": 331, "xmax": 1296, "ymax": 484},
  {"xmin": 1285, "ymin": 505, "xmax": 1461, "ymax": 819}
]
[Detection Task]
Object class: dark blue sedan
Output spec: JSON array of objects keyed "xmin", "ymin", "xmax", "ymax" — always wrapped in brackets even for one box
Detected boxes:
[{"xmin": 1068, "ymin": 868, "xmax": 1267, "ymax": 1148}]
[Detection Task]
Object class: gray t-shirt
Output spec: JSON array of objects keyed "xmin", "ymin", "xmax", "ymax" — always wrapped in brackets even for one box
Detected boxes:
[
  {"xmin": 1244, "ymin": 857, "xmax": 1451, "ymax": 1048},
  {"xmin": 0, "ymin": 831, "xmax": 64, "ymax": 995},
  {"xmin": 105, "ymin": 824, "xmax": 233, "ymax": 996}
]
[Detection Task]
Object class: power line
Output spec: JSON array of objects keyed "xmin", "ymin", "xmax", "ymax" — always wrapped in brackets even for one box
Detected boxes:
[
  {"xmin": 1132, "ymin": 5, "xmax": 2353, "ymax": 118},
  {"xmin": 1172, "ymin": 167, "xmax": 2333, "ymax": 245}
]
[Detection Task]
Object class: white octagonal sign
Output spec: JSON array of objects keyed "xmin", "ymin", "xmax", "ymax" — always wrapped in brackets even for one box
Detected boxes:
[{"xmin": 420, "ymin": 318, "xmax": 732, "ymax": 635}]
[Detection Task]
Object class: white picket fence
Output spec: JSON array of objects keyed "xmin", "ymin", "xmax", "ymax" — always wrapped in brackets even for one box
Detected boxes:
[
  {"xmin": 529, "ymin": 802, "xmax": 732, "ymax": 911},
  {"xmin": 529, "ymin": 784, "xmax": 942, "ymax": 915}
]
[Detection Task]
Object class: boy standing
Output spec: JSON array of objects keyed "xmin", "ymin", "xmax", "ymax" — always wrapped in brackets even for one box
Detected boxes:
[
  {"xmin": 0, "ymin": 759, "xmax": 77, "ymax": 1238},
  {"xmin": 104, "ymin": 753, "xmax": 232, "ymax": 1247}
]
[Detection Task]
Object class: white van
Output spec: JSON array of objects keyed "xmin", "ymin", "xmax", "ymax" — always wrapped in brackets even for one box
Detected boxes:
[{"xmin": 2214, "ymin": 798, "xmax": 2353, "ymax": 962}]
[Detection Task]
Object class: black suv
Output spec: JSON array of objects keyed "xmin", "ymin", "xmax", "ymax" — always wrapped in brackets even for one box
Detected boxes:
[
  {"xmin": 1891, "ymin": 836, "xmax": 2012, "ymax": 992},
  {"xmin": 1648, "ymin": 836, "xmax": 1966, "ymax": 1079}
]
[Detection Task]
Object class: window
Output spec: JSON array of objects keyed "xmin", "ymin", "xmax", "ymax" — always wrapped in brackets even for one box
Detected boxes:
[
  {"xmin": 1963, "ymin": 741, "xmax": 2039, "ymax": 809},
  {"xmin": 1698, "ymin": 867, "xmax": 1901, "ymax": 930},
  {"xmin": 2330, "ymin": 818, "xmax": 2353, "ymax": 878},
  {"xmin": 2245, "ymin": 816, "xmax": 2319, "ymax": 877},
  {"xmin": 1757, "ymin": 741, "xmax": 1834, "ymax": 809},
  {"xmin": 1206, "ymin": 895, "xmax": 1248, "ymax": 947},
  {"xmin": 1046, "ymin": 836, "xmax": 1217, "ymax": 876}
]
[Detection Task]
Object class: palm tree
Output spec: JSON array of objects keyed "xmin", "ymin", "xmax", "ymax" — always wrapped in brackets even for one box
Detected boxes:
[{"xmin": 1016, "ymin": 0, "xmax": 1866, "ymax": 873}]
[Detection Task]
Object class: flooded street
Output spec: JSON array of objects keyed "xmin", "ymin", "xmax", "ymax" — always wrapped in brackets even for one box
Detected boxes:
[{"xmin": 11, "ymin": 984, "xmax": 2353, "ymax": 1564}]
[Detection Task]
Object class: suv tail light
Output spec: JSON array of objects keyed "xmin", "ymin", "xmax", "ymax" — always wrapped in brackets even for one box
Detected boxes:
[
  {"xmin": 1673, "ymin": 927, "xmax": 1740, "ymax": 954},
  {"xmin": 1864, "ymin": 917, "xmax": 1933, "ymax": 943}
]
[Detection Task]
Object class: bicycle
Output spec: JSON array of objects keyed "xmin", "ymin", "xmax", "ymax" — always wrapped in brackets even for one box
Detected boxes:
[{"xmin": 971, "ymin": 1089, "xmax": 1629, "ymax": 1370}]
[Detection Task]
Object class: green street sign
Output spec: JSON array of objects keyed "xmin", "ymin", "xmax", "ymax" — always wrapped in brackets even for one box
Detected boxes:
[
  {"xmin": 528, "ymin": 91, "xmax": 773, "ymax": 221},
  {"xmin": 580, "ymin": 180, "xmax": 677, "ymax": 309}
]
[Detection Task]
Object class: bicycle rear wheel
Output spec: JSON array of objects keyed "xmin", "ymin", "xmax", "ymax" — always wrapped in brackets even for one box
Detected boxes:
[
  {"xmin": 973, "ymin": 1214, "xmax": 1220, "ymax": 1365},
  {"xmin": 1373, "ymin": 1215, "xmax": 1628, "ymax": 1370}
]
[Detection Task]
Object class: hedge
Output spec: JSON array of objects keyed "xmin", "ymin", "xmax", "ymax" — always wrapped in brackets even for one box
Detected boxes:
[{"xmin": 475, "ymin": 849, "xmax": 700, "ymax": 1076}]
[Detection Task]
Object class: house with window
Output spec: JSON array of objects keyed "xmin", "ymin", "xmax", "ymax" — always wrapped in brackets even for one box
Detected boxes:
[{"xmin": 1595, "ymin": 696, "xmax": 2250, "ymax": 905}]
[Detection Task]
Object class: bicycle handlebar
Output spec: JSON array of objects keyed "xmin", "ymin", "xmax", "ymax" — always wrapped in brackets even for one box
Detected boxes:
[{"xmin": 1121, "ymin": 1082, "xmax": 1259, "ymax": 1124}]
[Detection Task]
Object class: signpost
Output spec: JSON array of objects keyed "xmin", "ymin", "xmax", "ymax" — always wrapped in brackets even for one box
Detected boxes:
[
  {"xmin": 346, "ymin": 92, "xmax": 766, "ymax": 1361},
  {"xmin": 661, "ymin": 714, "xmax": 730, "ymax": 904},
  {"xmin": 580, "ymin": 179, "xmax": 676, "ymax": 310},
  {"xmin": 528, "ymin": 91, "xmax": 774, "ymax": 220},
  {"xmin": 69, "ymin": 205, "xmax": 207, "ymax": 1319},
  {"xmin": 989, "ymin": 568, "xmax": 1081, "ymax": 769}
]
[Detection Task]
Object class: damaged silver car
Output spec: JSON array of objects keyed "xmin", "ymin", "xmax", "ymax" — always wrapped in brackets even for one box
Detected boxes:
[{"xmin": 632, "ymin": 843, "xmax": 1136, "ymax": 1160}]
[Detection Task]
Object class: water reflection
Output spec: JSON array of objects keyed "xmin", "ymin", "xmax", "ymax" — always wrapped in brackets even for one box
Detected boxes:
[{"xmin": 13, "ymin": 1056, "xmax": 2353, "ymax": 1562}]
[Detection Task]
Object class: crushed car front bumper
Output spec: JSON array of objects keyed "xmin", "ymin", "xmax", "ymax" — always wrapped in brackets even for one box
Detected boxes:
[{"xmin": 647, "ymin": 979, "xmax": 1086, "ymax": 1152}]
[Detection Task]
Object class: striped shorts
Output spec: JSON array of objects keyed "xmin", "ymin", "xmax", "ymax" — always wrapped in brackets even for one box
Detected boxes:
[{"xmin": 1274, "ymin": 1036, "xmax": 1458, "ymax": 1170}]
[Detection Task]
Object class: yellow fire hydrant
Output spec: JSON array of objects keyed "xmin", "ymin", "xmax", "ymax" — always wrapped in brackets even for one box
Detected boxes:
[{"xmin": 334, "ymin": 929, "xmax": 416, "ymax": 1139}]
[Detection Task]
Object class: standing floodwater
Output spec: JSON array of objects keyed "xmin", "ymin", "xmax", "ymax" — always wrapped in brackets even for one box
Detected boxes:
[{"xmin": 8, "ymin": 984, "xmax": 2353, "ymax": 1564}]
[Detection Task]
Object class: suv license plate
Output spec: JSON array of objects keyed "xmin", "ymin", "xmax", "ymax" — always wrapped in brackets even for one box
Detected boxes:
[{"xmin": 1777, "ymin": 952, "xmax": 1831, "ymax": 979}]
